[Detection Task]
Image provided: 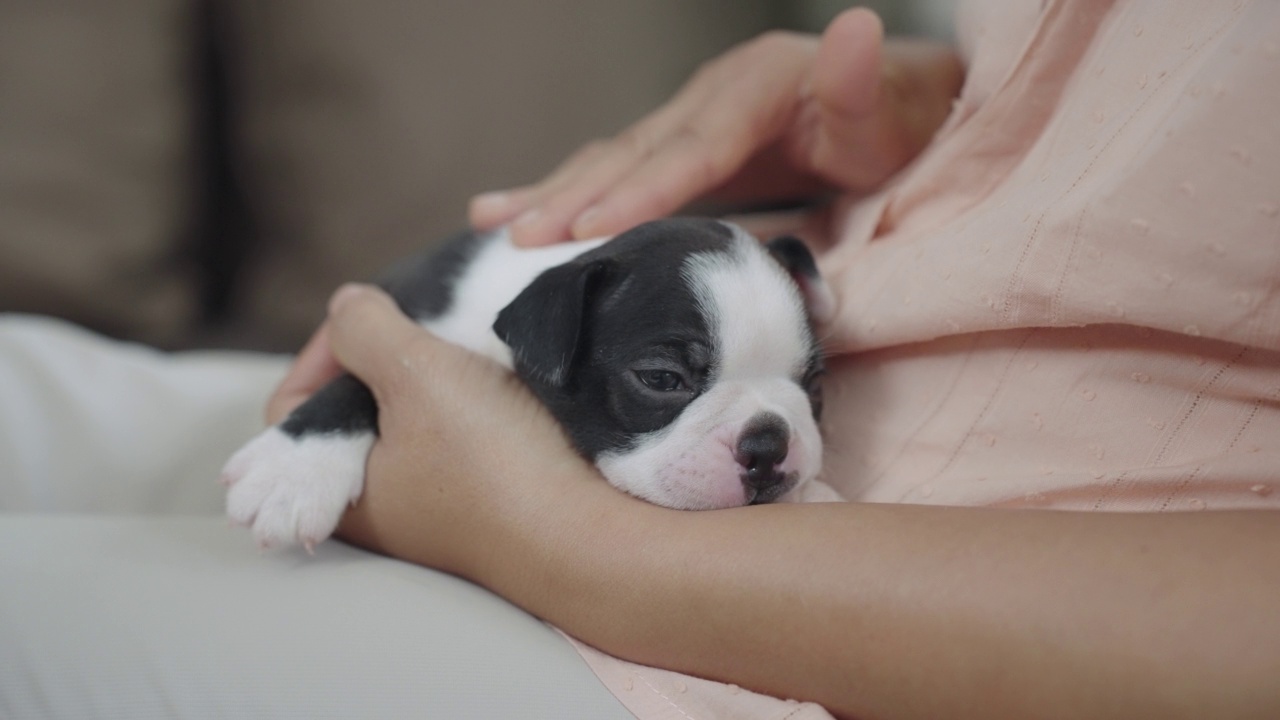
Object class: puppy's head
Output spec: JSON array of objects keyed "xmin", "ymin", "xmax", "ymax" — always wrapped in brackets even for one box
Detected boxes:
[{"xmin": 493, "ymin": 218, "xmax": 831, "ymax": 510}]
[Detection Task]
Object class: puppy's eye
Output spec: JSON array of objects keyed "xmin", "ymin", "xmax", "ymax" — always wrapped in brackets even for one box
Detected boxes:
[{"xmin": 636, "ymin": 369, "xmax": 686, "ymax": 392}]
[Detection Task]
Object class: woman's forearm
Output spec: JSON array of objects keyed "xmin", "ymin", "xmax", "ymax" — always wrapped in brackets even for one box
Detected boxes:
[
  {"xmin": 459, "ymin": 489, "xmax": 1279, "ymax": 720},
  {"xmin": 322, "ymin": 288, "xmax": 1279, "ymax": 719}
]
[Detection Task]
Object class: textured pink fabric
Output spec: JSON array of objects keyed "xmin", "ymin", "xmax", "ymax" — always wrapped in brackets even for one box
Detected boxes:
[
  {"xmin": 822, "ymin": 0, "xmax": 1280, "ymax": 511},
  {"xmin": 574, "ymin": 1, "xmax": 1280, "ymax": 716}
]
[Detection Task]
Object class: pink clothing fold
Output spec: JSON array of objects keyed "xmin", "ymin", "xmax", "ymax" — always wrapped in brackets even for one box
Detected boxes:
[{"xmin": 576, "ymin": 1, "xmax": 1280, "ymax": 716}]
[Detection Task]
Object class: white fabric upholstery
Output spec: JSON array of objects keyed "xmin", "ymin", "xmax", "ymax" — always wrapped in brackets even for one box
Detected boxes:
[
  {"xmin": 0, "ymin": 314, "xmax": 286, "ymax": 514},
  {"xmin": 0, "ymin": 314, "xmax": 631, "ymax": 719}
]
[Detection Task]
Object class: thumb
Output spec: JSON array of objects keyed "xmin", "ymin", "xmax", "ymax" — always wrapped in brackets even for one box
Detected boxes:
[
  {"xmin": 325, "ymin": 283, "xmax": 436, "ymax": 401},
  {"xmin": 813, "ymin": 7, "xmax": 884, "ymax": 123},
  {"xmin": 807, "ymin": 8, "xmax": 904, "ymax": 191}
]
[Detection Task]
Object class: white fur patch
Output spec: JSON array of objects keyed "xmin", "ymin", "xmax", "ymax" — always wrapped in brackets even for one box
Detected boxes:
[
  {"xmin": 221, "ymin": 427, "xmax": 372, "ymax": 550},
  {"xmin": 598, "ymin": 378, "xmax": 823, "ymax": 509},
  {"xmin": 692, "ymin": 224, "xmax": 815, "ymax": 380},
  {"xmin": 421, "ymin": 229, "xmax": 606, "ymax": 366}
]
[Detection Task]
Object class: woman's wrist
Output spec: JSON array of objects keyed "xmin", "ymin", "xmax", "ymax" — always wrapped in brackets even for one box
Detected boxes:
[
  {"xmin": 469, "ymin": 496, "xmax": 1280, "ymax": 720},
  {"xmin": 472, "ymin": 468, "xmax": 664, "ymax": 614}
]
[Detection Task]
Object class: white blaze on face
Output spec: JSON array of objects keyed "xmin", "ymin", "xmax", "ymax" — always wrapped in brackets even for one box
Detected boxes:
[{"xmin": 596, "ymin": 226, "xmax": 823, "ymax": 510}]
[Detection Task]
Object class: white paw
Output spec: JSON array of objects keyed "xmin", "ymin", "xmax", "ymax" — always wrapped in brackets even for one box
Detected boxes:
[{"xmin": 220, "ymin": 426, "xmax": 373, "ymax": 551}]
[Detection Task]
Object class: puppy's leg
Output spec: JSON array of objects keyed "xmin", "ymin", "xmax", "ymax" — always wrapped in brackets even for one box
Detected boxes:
[
  {"xmin": 221, "ymin": 230, "xmax": 492, "ymax": 550},
  {"xmin": 221, "ymin": 374, "xmax": 376, "ymax": 551}
]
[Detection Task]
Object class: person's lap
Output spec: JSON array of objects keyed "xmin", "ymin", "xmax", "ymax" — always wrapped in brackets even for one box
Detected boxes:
[{"xmin": 0, "ymin": 314, "xmax": 630, "ymax": 719}]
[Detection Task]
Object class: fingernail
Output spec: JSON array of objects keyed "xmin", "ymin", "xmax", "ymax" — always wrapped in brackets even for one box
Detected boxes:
[
  {"xmin": 797, "ymin": 77, "xmax": 814, "ymax": 101},
  {"xmin": 471, "ymin": 191, "xmax": 510, "ymax": 216},
  {"xmin": 328, "ymin": 283, "xmax": 368, "ymax": 315},
  {"xmin": 511, "ymin": 209, "xmax": 546, "ymax": 246},
  {"xmin": 514, "ymin": 208, "xmax": 541, "ymax": 228},
  {"xmin": 571, "ymin": 206, "xmax": 602, "ymax": 238}
]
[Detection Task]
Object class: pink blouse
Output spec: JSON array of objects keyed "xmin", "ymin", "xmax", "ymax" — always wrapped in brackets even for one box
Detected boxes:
[
  {"xmin": 821, "ymin": 0, "xmax": 1279, "ymax": 513},
  {"xmin": 574, "ymin": 1, "xmax": 1280, "ymax": 716}
]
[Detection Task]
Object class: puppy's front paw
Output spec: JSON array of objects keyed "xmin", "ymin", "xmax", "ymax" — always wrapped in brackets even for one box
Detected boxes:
[{"xmin": 220, "ymin": 427, "xmax": 373, "ymax": 551}]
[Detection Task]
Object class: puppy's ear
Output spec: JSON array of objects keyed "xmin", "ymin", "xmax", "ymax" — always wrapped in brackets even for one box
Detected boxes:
[
  {"xmin": 765, "ymin": 236, "xmax": 835, "ymax": 325},
  {"xmin": 493, "ymin": 259, "xmax": 609, "ymax": 387}
]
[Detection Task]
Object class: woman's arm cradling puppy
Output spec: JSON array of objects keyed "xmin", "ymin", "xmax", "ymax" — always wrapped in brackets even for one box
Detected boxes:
[{"xmin": 317, "ymin": 285, "xmax": 1280, "ymax": 720}]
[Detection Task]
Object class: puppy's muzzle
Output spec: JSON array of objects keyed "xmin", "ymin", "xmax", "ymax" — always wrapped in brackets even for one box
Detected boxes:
[{"xmin": 736, "ymin": 412, "xmax": 795, "ymax": 504}]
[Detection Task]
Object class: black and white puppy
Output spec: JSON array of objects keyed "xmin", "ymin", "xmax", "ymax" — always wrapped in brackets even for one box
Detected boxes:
[{"xmin": 222, "ymin": 218, "xmax": 841, "ymax": 550}]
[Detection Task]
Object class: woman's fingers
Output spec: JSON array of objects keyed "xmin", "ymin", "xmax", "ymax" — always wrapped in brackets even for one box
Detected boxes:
[
  {"xmin": 804, "ymin": 8, "xmax": 903, "ymax": 190},
  {"xmin": 469, "ymin": 31, "xmax": 821, "ymax": 247},
  {"xmin": 812, "ymin": 8, "xmax": 884, "ymax": 122},
  {"xmin": 503, "ymin": 133, "xmax": 666, "ymax": 247},
  {"xmin": 572, "ymin": 40, "xmax": 817, "ymax": 238},
  {"xmin": 265, "ymin": 323, "xmax": 342, "ymax": 425},
  {"xmin": 321, "ymin": 283, "xmax": 443, "ymax": 411},
  {"xmin": 808, "ymin": 10, "xmax": 963, "ymax": 190},
  {"xmin": 322, "ymin": 281, "xmax": 589, "ymax": 576},
  {"xmin": 263, "ymin": 285, "xmax": 428, "ymax": 427},
  {"xmin": 322, "ymin": 283, "xmax": 519, "ymax": 415},
  {"xmin": 466, "ymin": 10, "xmax": 964, "ymax": 249},
  {"xmin": 468, "ymin": 186, "xmax": 536, "ymax": 229},
  {"xmin": 468, "ymin": 97, "xmax": 691, "ymax": 244},
  {"xmin": 468, "ymin": 48, "xmax": 733, "ymax": 240},
  {"xmin": 470, "ymin": 139, "xmax": 620, "ymax": 231}
]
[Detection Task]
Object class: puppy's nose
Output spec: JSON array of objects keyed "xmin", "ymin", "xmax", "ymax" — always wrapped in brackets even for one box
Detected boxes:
[{"xmin": 735, "ymin": 415, "xmax": 790, "ymax": 491}]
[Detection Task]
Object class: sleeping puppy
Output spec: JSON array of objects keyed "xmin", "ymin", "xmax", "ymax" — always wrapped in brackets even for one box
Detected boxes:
[{"xmin": 221, "ymin": 218, "xmax": 841, "ymax": 550}]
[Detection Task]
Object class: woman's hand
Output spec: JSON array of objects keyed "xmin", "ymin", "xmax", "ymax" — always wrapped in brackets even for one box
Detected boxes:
[
  {"xmin": 265, "ymin": 322, "xmax": 341, "ymax": 426},
  {"xmin": 469, "ymin": 8, "xmax": 963, "ymax": 247},
  {"xmin": 265, "ymin": 286, "xmax": 1280, "ymax": 720},
  {"xmin": 275, "ymin": 284, "xmax": 607, "ymax": 580}
]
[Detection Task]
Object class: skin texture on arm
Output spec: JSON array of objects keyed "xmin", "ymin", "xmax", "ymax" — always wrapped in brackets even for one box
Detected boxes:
[
  {"xmin": 468, "ymin": 8, "xmax": 965, "ymax": 248},
  {"xmin": 290, "ymin": 286, "xmax": 1280, "ymax": 720}
]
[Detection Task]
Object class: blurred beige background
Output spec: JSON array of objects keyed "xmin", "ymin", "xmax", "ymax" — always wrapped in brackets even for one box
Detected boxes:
[{"xmin": 0, "ymin": 1, "xmax": 953, "ymax": 352}]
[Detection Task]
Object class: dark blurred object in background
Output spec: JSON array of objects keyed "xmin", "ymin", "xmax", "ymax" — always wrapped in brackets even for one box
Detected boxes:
[{"xmin": 0, "ymin": 0, "xmax": 951, "ymax": 352}]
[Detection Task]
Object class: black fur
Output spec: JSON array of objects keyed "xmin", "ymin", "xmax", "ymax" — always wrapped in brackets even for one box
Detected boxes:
[
  {"xmin": 497, "ymin": 218, "xmax": 734, "ymax": 458},
  {"xmin": 279, "ymin": 230, "xmax": 494, "ymax": 440},
  {"xmin": 766, "ymin": 234, "xmax": 825, "ymax": 422},
  {"xmin": 276, "ymin": 219, "xmax": 822, "ymax": 467},
  {"xmin": 375, "ymin": 229, "xmax": 492, "ymax": 319},
  {"xmin": 280, "ymin": 373, "xmax": 376, "ymax": 437},
  {"xmin": 492, "ymin": 259, "xmax": 610, "ymax": 388},
  {"xmin": 765, "ymin": 235, "xmax": 820, "ymax": 282}
]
